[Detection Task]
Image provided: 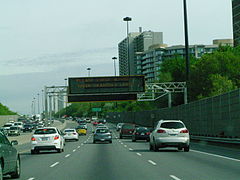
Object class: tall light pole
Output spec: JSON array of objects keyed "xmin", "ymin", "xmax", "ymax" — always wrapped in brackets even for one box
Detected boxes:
[
  {"xmin": 112, "ymin": 57, "xmax": 117, "ymax": 76},
  {"xmin": 41, "ymin": 90, "xmax": 44, "ymax": 115},
  {"xmin": 183, "ymin": 0, "xmax": 190, "ymax": 82},
  {"xmin": 123, "ymin": 17, "xmax": 132, "ymax": 76},
  {"xmin": 183, "ymin": 0, "xmax": 189, "ymax": 103},
  {"xmin": 37, "ymin": 93, "xmax": 40, "ymax": 114},
  {"xmin": 87, "ymin": 68, "xmax": 91, "ymax": 77},
  {"xmin": 33, "ymin": 97, "xmax": 36, "ymax": 115},
  {"xmin": 64, "ymin": 78, "xmax": 68, "ymax": 117}
]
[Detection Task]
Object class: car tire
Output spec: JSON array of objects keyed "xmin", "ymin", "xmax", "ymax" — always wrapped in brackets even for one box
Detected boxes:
[
  {"xmin": 184, "ymin": 146, "xmax": 190, "ymax": 152},
  {"xmin": 109, "ymin": 140, "xmax": 112, "ymax": 144},
  {"xmin": 153, "ymin": 142, "xmax": 158, "ymax": 152},
  {"xmin": 120, "ymin": 135, "xmax": 122, "ymax": 139},
  {"xmin": 178, "ymin": 147, "xmax": 183, "ymax": 151},
  {"xmin": 147, "ymin": 139, "xmax": 150, "ymax": 142},
  {"xmin": 149, "ymin": 143, "xmax": 153, "ymax": 151},
  {"xmin": 57, "ymin": 149, "xmax": 61, "ymax": 153},
  {"xmin": 11, "ymin": 156, "xmax": 21, "ymax": 178},
  {"xmin": 93, "ymin": 140, "xmax": 96, "ymax": 144},
  {"xmin": 31, "ymin": 150, "xmax": 35, "ymax": 154},
  {"xmin": 132, "ymin": 139, "xmax": 136, "ymax": 142},
  {"xmin": 0, "ymin": 160, "xmax": 3, "ymax": 180}
]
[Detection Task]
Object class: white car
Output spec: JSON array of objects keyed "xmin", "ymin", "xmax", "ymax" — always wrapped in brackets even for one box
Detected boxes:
[
  {"xmin": 13, "ymin": 122, "xmax": 23, "ymax": 130},
  {"xmin": 3, "ymin": 123, "xmax": 14, "ymax": 132},
  {"xmin": 149, "ymin": 120, "xmax": 190, "ymax": 152},
  {"xmin": 63, "ymin": 129, "xmax": 79, "ymax": 141},
  {"xmin": 31, "ymin": 127, "xmax": 65, "ymax": 154}
]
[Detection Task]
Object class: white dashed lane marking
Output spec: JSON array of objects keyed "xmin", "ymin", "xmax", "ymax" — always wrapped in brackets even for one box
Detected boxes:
[
  {"xmin": 129, "ymin": 148, "xmax": 133, "ymax": 151},
  {"xmin": 73, "ymin": 149, "xmax": 76, "ymax": 152},
  {"xmin": 148, "ymin": 160, "xmax": 157, "ymax": 166},
  {"xmin": 136, "ymin": 153, "xmax": 142, "ymax": 156},
  {"xmin": 27, "ymin": 178, "xmax": 35, "ymax": 180},
  {"xmin": 50, "ymin": 162, "xmax": 59, "ymax": 168},
  {"xmin": 170, "ymin": 175, "xmax": 182, "ymax": 180},
  {"xmin": 65, "ymin": 154, "xmax": 71, "ymax": 158}
]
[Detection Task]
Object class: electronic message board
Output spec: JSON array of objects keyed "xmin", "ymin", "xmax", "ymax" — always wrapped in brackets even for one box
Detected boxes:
[
  {"xmin": 68, "ymin": 76, "xmax": 145, "ymax": 95},
  {"xmin": 68, "ymin": 93, "xmax": 137, "ymax": 102}
]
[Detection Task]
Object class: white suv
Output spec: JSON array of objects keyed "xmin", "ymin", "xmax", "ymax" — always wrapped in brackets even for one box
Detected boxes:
[
  {"xmin": 149, "ymin": 120, "xmax": 190, "ymax": 152},
  {"xmin": 31, "ymin": 127, "xmax": 65, "ymax": 154}
]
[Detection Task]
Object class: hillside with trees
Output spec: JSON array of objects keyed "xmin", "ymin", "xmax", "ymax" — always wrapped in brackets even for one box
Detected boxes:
[{"xmin": 0, "ymin": 103, "xmax": 17, "ymax": 115}]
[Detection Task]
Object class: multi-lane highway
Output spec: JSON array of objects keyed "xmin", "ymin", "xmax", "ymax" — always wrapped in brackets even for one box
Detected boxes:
[{"xmin": 10, "ymin": 121, "xmax": 240, "ymax": 180}]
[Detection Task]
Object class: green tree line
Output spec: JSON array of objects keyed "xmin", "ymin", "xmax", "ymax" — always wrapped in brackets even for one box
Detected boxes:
[{"xmin": 57, "ymin": 46, "xmax": 240, "ymax": 117}]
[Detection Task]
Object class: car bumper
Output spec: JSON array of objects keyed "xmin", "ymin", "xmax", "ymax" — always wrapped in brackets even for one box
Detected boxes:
[
  {"xmin": 155, "ymin": 137, "xmax": 189, "ymax": 147},
  {"xmin": 64, "ymin": 135, "xmax": 78, "ymax": 140},
  {"xmin": 31, "ymin": 142, "xmax": 61, "ymax": 150},
  {"xmin": 94, "ymin": 136, "xmax": 112, "ymax": 141}
]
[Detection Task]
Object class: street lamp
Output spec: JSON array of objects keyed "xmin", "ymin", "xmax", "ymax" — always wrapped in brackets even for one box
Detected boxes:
[
  {"xmin": 37, "ymin": 93, "xmax": 40, "ymax": 114},
  {"xmin": 87, "ymin": 68, "xmax": 91, "ymax": 77},
  {"xmin": 123, "ymin": 16, "xmax": 132, "ymax": 76},
  {"xmin": 64, "ymin": 78, "xmax": 68, "ymax": 117},
  {"xmin": 183, "ymin": 0, "xmax": 189, "ymax": 103},
  {"xmin": 112, "ymin": 57, "xmax": 117, "ymax": 76},
  {"xmin": 41, "ymin": 90, "xmax": 44, "ymax": 114},
  {"xmin": 183, "ymin": 0, "xmax": 190, "ymax": 82}
]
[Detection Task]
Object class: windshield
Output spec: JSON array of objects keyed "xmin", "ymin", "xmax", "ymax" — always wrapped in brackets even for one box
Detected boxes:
[
  {"xmin": 34, "ymin": 128, "xmax": 57, "ymax": 134},
  {"xmin": 96, "ymin": 129, "xmax": 109, "ymax": 133},
  {"xmin": 64, "ymin": 129, "xmax": 75, "ymax": 132},
  {"xmin": 3, "ymin": 124, "xmax": 12, "ymax": 127},
  {"xmin": 160, "ymin": 122, "xmax": 184, "ymax": 129},
  {"xmin": 122, "ymin": 124, "xmax": 135, "ymax": 130},
  {"xmin": 10, "ymin": 127, "xmax": 18, "ymax": 130}
]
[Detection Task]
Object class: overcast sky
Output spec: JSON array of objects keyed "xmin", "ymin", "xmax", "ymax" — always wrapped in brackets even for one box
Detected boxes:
[{"xmin": 0, "ymin": 0, "xmax": 233, "ymax": 114}]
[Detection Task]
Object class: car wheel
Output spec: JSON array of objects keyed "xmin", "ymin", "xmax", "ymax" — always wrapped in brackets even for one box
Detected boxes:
[
  {"xmin": 153, "ymin": 142, "xmax": 158, "ymax": 152},
  {"xmin": 0, "ymin": 160, "xmax": 3, "ymax": 180},
  {"xmin": 184, "ymin": 146, "xmax": 190, "ymax": 152},
  {"xmin": 93, "ymin": 140, "xmax": 96, "ymax": 144},
  {"xmin": 120, "ymin": 135, "xmax": 122, "ymax": 139},
  {"xmin": 178, "ymin": 147, "xmax": 183, "ymax": 151},
  {"xmin": 31, "ymin": 150, "xmax": 35, "ymax": 154},
  {"xmin": 149, "ymin": 143, "xmax": 153, "ymax": 151},
  {"xmin": 57, "ymin": 149, "xmax": 61, "ymax": 153},
  {"xmin": 147, "ymin": 139, "xmax": 150, "ymax": 142},
  {"xmin": 132, "ymin": 138, "xmax": 136, "ymax": 142},
  {"xmin": 11, "ymin": 156, "xmax": 21, "ymax": 178}
]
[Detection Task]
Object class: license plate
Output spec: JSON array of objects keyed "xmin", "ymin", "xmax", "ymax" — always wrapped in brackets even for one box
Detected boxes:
[
  {"xmin": 141, "ymin": 133, "xmax": 144, "ymax": 135},
  {"xmin": 41, "ymin": 137, "xmax": 49, "ymax": 141},
  {"xmin": 129, "ymin": 131, "xmax": 132, "ymax": 133},
  {"xmin": 100, "ymin": 139, "xmax": 105, "ymax": 141},
  {"xmin": 169, "ymin": 134, "xmax": 177, "ymax": 136}
]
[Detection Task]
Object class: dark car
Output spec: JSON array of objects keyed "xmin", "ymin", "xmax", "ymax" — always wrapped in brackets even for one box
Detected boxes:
[
  {"xmin": 132, "ymin": 127, "xmax": 150, "ymax": 142},
  {"xmin": 119, "ymin": 123, "xmax": 135, "ymax": 139},
  {"xmin": 0, "ymin": 131, "xmax": 20, "ymax": 178},
  {"xmin": 22, "ymin": 124, "xmax": 33, "ymax": 132},
  {"xmin": 93, "ymin": 129, "xmax": 112, "ymax": 143}
]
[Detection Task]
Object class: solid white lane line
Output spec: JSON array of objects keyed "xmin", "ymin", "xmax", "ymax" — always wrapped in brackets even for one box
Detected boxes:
[
  {"xmin": 50, "ymin": 162, "xmax": 59, "ymax": 167},
  {"xmin": 65, "ymin": 154, "xmax": 71, "ymax": 158},
  {"xmin": 73, "ymin": 149, "xmax": 76, "ymax": 152},
  {"xmin": 148, "ymin": 160, "xmax": 157, "ymax": 166},
  {"xmin": 191, "ymin": 149, "xmax": 240, "ymax": 162},
  {"xmin": 27, "ymin": 178, "xmax": 35, "ymax": 180},
  {"xmin": 129, "ymin": 148, "xmax": 133, "ymax": 151},
  {"xmin": 136, "ymin": 153, "xmax": 142, "ymax": 156},
  {"xmin": 170, "ymin": 175, "xmax": 182, "ymax": 180}
]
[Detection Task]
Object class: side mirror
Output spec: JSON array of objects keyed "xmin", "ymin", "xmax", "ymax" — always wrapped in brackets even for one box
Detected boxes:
[{"xmin": 11, "ymin": 140, "xmax": 18, "ymax": 146}]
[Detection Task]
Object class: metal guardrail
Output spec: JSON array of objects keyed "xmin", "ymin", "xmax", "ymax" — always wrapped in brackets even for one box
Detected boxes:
[{"xmin": 191, "ymin": 135, "xmax": 240, "ymax": 145}]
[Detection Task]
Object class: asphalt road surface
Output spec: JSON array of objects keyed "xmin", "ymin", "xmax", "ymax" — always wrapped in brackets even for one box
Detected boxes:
[{"xmin": 9, "ymin": 122, "xmax": 240, "ymax": 180}]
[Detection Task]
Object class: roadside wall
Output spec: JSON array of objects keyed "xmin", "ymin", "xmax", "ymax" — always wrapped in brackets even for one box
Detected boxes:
[
  {"xmin": 107, "ymin": 89, "xmax": 240, "ymax": 138},
  {"xmin": 0, "ymin": 115, "xmax": 19, "ymax": 126}
]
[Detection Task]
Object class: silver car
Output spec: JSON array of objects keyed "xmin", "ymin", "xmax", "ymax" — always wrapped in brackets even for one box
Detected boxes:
[
  {"xmin": 93, "ymin": 129, "xmax": 112, "ymax": 144},
  {"xmin": 149, "ymin": 120, "xmax": 190, "ymax": 152}
]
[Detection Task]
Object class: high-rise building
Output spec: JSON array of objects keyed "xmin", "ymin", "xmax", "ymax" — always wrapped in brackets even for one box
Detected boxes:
[
  {"xmin": 118, "ymin": 31, "xmax": 163, "ymax": 75},
  {"xmin": 232, "ymin": 0, "xmax": 240, "ymax": 46}
]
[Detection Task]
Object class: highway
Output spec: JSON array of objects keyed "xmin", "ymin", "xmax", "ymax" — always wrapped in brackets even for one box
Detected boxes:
[{"xmin": 10, "ymin": 121, "xmax": 240, "ymax": 180}]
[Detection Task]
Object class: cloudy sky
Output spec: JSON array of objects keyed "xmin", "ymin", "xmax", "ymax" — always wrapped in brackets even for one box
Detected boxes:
[{"xmin": 0, "ymin": 0, "xmax": 233, "ymax": 114}]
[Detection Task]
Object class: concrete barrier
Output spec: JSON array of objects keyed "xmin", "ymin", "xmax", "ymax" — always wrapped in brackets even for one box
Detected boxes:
[{"xmin": 0, "ymin": 115, "xmax": 19, "ymax": 126}]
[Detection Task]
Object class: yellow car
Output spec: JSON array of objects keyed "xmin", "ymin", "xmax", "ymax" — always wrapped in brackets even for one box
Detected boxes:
[{"xmin": 76, "ymin": 126, "xmax": 87, "ymax": 135}]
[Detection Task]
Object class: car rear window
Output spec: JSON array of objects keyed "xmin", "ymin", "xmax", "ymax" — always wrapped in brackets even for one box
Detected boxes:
[
  {"xmin": 122, "ymin": 124, "xmax": 135, "ymax": 130},
  {"xmin": 160, "ymin": 122, "xmax": 184, "ymax": 129},
  {"xmin": 136, "ymin": 127, "xmax": 149, "ymax": 132},
  {"xmin": 34, "ymin": 128, "xmax": 57, "ymax": 134},
  {"xmin": 96, "ymin": 129, "xmax": 109, "ymax": 133},
  {"xmin": 10, "ymin": 127, "xmax": 18, "ymax": 130},
  {"xmin": 64, "ymin": 129, "xmax": 75, "ymax": 132}
]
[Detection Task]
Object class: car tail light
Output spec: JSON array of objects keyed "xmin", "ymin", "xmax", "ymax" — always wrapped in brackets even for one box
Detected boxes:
[
  {"xmin": 180, "ymin": 129, "xmax": 189, "ymax": 133},
  {"xmin": 146, "ymin": 132, "xmax": 150, "ymax": 135},
  {"xmin": 157, "ymin": 129, "xmax": 166, "ymax": 133},
  {"xmin": 31, "ymin": 137, "xmax": 36, "ymax": 141},
  {"xmin": 135, "ymin": 132, "xmax": 139, "ymax": 135},
  {"xmin": 54, "ymin": 135, "xmax": 60, "ymax": 140}
]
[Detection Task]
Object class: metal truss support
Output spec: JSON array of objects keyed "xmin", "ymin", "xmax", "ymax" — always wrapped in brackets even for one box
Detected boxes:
[
  {"xmin": 44, "ymin": 86, "xmax": 67, "ymax": 120},
  {"xmin": 137, "ymin": 82, "xmax": 187, "ymax": 107}
]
